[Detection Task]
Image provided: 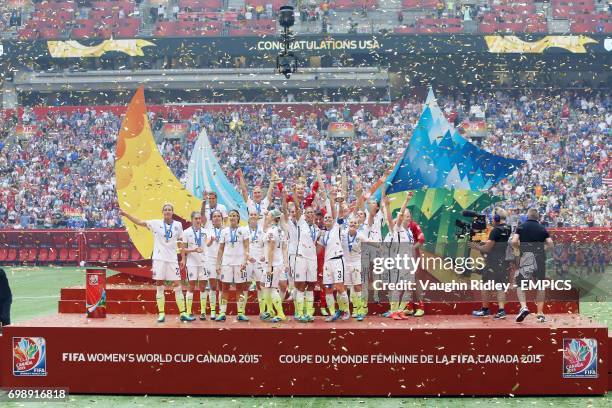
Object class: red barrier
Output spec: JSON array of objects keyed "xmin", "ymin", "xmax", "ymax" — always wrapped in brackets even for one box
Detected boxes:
[{"xmin": 0, "ymin": 228, "xmax": 609, "ymax": 265}]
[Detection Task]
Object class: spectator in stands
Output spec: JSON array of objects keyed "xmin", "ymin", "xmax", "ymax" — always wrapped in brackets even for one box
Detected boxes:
[{"xmin": 436, "ymin": 1, "xmax": 444, "ymax": 18}]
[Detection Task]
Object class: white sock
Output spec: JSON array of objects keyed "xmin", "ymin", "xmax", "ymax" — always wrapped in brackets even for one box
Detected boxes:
[
  {"xmin": 339, "ymin": 291, "xmax": 349, "ymax": 312},
  {"xmin": 517, "ymin": 289, "xmax": 527, "ymax": 309},
  {"xmin": 325, "ymin": 293, "xmax": 335, "ymax": 311}
]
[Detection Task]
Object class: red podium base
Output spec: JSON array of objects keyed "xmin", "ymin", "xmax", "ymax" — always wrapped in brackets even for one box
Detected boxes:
[{"xmin": 1, "ymin": 314, "xmax": 608, "ymax": 396}]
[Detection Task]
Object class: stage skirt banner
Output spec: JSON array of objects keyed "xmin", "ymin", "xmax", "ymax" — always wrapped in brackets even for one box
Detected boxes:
[{"xmin": 0, "ymin": 322, "xmax": 607, "ymax": 395}]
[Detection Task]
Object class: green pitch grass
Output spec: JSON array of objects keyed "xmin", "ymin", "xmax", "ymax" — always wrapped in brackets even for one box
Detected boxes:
[{"xmin": 3, "ymin": 266, "xmax": 610, "ymax": 408}]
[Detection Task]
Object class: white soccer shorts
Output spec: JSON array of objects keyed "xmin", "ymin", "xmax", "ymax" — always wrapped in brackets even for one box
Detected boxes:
[
  {"xmin": 152, "ymin": 260, "xmax": 181, "ymax": 281},
  {"xmin": 323, "ymin": 257, "xmax": 345, "ymax": 285},
  {"xmin": 221, "ymin": 265, "xmax": 249, "ymax": 284},
  {"xmin": 294, "ymin": 256, "xmax": 318, "ymax": 282}
]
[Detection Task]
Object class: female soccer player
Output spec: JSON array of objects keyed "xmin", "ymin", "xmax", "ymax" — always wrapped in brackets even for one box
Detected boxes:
[
  {"xmin": 238, "ymin": 168, "xmax": 277, "ymax": 217},
  {"xmin": 181, "ymin": 211, "xmax": 208, "ymax": 320},
  {"xmin": 318, "ymin": 187, "xmax": 351, "ymax": 322},
  {"xmin": 262, "ymin": 209, "xmax": 289, "ymax": 323},
  {"xmin": 119, "ymin": 204, "xmax": 194, "ymax": 323},
  {"xmin": 216, "ymin": 210, "xmax": 250, "ymax": 322},
  {"xmin": 246, "ymin": 210, "xmax": 267, "ymax": 318},
  {"xmin": 382, "ymin": 190, "xmax": 415, "ymax": 320},
  {"xmin": 203, "ymin": 209, "xmax": 224, "ymax": 319},
  {"xmin": 341, "ymin": 216, "xmax": 372, "ymax": 321}
]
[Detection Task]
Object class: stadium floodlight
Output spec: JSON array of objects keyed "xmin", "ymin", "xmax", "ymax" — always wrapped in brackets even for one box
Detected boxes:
[{"xmin": 276, "ymin": 5, "xmax": 298, "ymax": 79}]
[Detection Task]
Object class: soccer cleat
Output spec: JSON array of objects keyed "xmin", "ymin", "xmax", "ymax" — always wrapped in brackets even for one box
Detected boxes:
[
  {"xmin": 237, "ymin": 314, "xmax": 250, "ymax": 322},
  {"xmin": 493, "ymin": 310, "xmax": 507, "ymax": 320},
  {"xmin": 356, "ymin": 314, "xmax": 365, "ymax": 321},
  {"xmin": 382, "ymin": 311, "xmax": 393, "ymax": 318},
  {"xmin": 215, "ymin": 314, "xmax": 226, "ymax": 322},
  {"xmin": 352, "ymin": 311, "xmax": 358, "ymax": 318},
  {"xmin": 199, "ymin": 313, "xmax": 207, "ymax": 321},
  {"xmin": 259, "ymin": 312, "xmax": 271, "ymax": 321},
  {"xmin": 472, "ymin": 308, "xmax": 490, "ymax": 317},
  {"xmin": 413, "ymin": 308, "xmax": 425, "ymax": 317},
  {"xmin": 297, "ymin": 315, "xmax": 309, "ymax": 323},
  {"xmin": 536, "ymin": 314, "xmax": 546, "ymax": 323},
  {"xmin": 325, "ymin": 310, "xmax": 342, "ymax": 322},
  {"xmin": 180, "ymin": 313, "xmax": 196, "ymax": 322},
  {"xmin": 392, "ymin": 311, "xmax": 404, "ymax": 320},
  {"xmin": 341, "ymin": 311, "xmax": 351, "ymax": 321},
  {"xmin": 306, "ymin": 315, "xmax": 315, "ymax": 323},
  {"xmin": 515, "ymin": 307, "xmax": 530, "ymax": 323},
  {"xmin": 320, "ymin": 307, "xmax": 329, "ymax": 316},
  {"xmin": 157, "ymin": 313, "xmax": 165, "ymax": 323},
  {"xmin": 211, "ymin": 311, "xmax": 217, "ymax": 320},
  {"xmin": 269, "ymin": 316, "xmax": 285, "ymax": 323}
]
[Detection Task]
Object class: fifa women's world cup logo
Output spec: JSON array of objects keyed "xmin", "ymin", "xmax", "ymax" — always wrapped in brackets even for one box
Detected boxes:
[
  {"xmin": 13, "ymin": 337, "xmax": 47, "ymax": 376},
  {"xmin": 562, "ymin": 338, "xmax": 597, "ymax": 378}
]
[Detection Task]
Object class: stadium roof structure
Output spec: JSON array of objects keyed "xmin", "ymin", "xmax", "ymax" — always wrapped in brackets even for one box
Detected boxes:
[{"xmin": 12, "ymin": 67, "xmax": 389, "ymax": 93}]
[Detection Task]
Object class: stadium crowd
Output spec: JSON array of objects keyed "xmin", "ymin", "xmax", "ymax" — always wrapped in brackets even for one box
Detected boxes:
[{"xmin": 0, "ymin": 92, "xmax": 609, "ymax": 230}]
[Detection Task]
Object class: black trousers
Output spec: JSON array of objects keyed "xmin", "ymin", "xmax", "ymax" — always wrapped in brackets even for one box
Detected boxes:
[{"xmin": 0, "ymin": 296, "xmax": 12, "ymax": 326}]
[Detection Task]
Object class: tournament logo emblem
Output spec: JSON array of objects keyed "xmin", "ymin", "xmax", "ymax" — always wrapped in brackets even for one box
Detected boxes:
[
  {"xmin": 563, "ymin": 338, "xmax": 597, "ymax": 378},
  {"xmin": 13, "ymin": 337, "xmax": 47, "ymax": 376}
]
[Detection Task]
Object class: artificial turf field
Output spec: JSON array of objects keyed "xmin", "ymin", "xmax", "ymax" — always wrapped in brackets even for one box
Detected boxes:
[{"xmin": 2, "ymin": 266, "xmax": 610, "ymax": 407}]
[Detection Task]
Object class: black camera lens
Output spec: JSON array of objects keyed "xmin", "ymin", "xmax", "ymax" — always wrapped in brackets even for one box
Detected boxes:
[{"xmin": 279, "ymin": 5, "xmax": 295, "ymax": 28}]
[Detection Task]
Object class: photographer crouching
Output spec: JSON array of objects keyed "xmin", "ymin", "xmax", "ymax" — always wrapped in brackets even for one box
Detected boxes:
[{"xmin": 469, "ymin": 208, "xmax": 512, "ymax": 319}]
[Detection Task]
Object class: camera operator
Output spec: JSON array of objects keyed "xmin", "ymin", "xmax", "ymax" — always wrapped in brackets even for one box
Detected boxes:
[
  {"xmin": 469, "ymin": 208, "xmax": 511, "ymax": 319},
  {"xmin": 512, "ymin": 208, "xmax": 554, "ymax": 323}
]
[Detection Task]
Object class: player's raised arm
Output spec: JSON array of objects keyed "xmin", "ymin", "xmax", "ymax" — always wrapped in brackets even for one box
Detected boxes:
[
  {"xmin": 353, "ymin": 176, "xmax": 364, "ymax": 215},
  {"xmin": 394, "ymin": 191, "xmax": 413, "ymax": 230},
  {"xmin": 200, "ymin": 193, "xmax": 208, "ymax": 224},
  {"xmin": 266, "ymin": 169, "xmax": 277, "ymax": 205},
  {"xmin": 118, "ymin": 209, "xmax": 147, "ymax": 227},
  {"xmin": 238, "ymin": 170, "xmax": 249, "ymax": 202}
]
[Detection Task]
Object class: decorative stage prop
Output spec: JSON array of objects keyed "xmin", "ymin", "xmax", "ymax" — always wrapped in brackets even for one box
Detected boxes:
[
  {"xmin": 185, "ymin": 129, "xmax": 247, "ymax": 219},
  {"xmin": 115, "ymin": 87, "xmax": 202, "ymax": 259},
  {"xmin": 85, "ymin": 268, "xmax": 106, "ymax": 318},
  {"xmin": 0, "ymin": 315, "xmax": 608, "ymax": 396}
]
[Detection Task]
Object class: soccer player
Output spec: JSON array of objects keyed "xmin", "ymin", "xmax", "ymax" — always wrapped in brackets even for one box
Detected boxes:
[
  {"xmin": 238, "ymin": 168, "xmax": 276, "ymax": 217},
  {"xmin": 318, "ymin": 187, "xmax": 351, "ymax": 322},
  {"xmin": 382, "ymin": 190, "xmax": 416, "ymax": 320},
  {"xmin": 291, "ymin": 198, "xmax": 320, "ymax": 323},
  {"xmin": 216, "ymin": 210, "xmax": 250, "ymax": 322},
  {"xmin": 246, "ymin": 210, "xmax": 267, "ymax": 318},
  {"xmin": 203, "ymin": 209, "xmax": 223, "ymax": 319},
  {"xmin": 181, "ymin": 211, "xmax": 208, "ymax": 320},
  {"xmin": 203, "ymin": 191, "xmax": 228, "ymax": 223},
  {"xmin": 119, "ymin": 205, "xmax": 194, "ymax": 323},
  {"xmin": 341, "ymin": 216, "xmax": 371, "ymax": 321},
  {"xmin": 262, "ymin": 209, "xmax": 289, "ymax": 322}
]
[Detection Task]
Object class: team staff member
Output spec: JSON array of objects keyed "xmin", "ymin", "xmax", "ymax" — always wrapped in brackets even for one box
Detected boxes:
[
  {"xmin": 216, "ymin": 210, "xmax": 250, "ymax": 322},
  {"xmin": 181, "ymin": 211, "xmax": 208, "ymax": 320},
  {"xmin": 403, "ymin": 209, "xmax": 426, "ymax": 316},
  {"xmin": 262, "ymin": 209, "xmax": 289, "ymax": 322},
  {"xmin": 512, "ymin": 208, "xmax": 554, "ymax": 323},
  {"xmin": 120, "ymin": 205, "xmax": 194, "ymax": 323},
  {"xmin": 470, "ymin": 208, "xmax": 512, "ymax": 319}
]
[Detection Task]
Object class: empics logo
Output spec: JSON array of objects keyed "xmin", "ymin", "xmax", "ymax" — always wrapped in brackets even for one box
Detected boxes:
[
  {"xmin": 562, "ymin": 338, "xmax": 597, "ymax": 378},
  {"xmin": 13, "ymin": 337, "xmax": 47, "ymax": 376}
]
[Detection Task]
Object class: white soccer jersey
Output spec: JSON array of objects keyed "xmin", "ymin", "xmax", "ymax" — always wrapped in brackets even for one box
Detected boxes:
[
  {"xmin": 286, "ymin": 218, "xmax": 299, "ymax": 256},
  {"xmin": 367, "ymin": 211, "xmax": 384, "ymax": 242},
  {"xmin": 183, "ymin": 226, "xmax": 207, "ymax": 267},
  {"xmin": 247, "ymin": 224, "xmax": 265, "ymax": 263},
  {"xmin": 320, "ymin": 222, "xmax": 344, "ymax": 262},
  {"xmin": 264, "ymin": 224, "xmax": 286, "ymax": 267},
  {"xmin": 247, "ymin": 197, "xmax": 269, "ymax": 216},
  {"xmin": 384, "ymin": 225, "xmax": 415, "ymax": 244},
  {"xmin": 204, "ymin": 224, "xmax": 223, "ymax": 264},
  {"xmin": 146, "ymin": 219, "xmax": 183, "ymax": 262},
  {"xmin": 295, "ymin": 216, "xmax": 319, "ymax": 261},
  {"xmin": 342, "ymin": 230, "xmax": 368, "ymax": 267},
  {"xmin": 220, "ymin": 226, "xmax": 249, "ymax": 266}
]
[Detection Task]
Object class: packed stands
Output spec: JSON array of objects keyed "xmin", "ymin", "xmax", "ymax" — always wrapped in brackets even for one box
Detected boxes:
[{"xmin": 0, "ymin": 92, "xmax": 609, "ymax": 229}]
